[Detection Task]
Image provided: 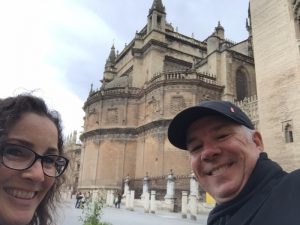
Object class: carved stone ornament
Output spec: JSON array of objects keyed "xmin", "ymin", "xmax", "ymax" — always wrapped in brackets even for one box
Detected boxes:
[
  {"xmin": 170, "ymin": 96, "xmax": 186, "ymax": 114},
  {"xmin": 107, "ymin": 108, "xmax": 119, "ymax": 124}
]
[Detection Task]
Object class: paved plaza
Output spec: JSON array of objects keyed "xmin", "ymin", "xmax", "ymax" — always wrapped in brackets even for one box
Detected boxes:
[{"xmin": 57, "ymin": 199, "xmax": 208, "ymax": 225}]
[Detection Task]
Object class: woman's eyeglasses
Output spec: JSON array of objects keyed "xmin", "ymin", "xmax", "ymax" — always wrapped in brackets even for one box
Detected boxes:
[{"xmin": 0, "ymin": 143, "xmax": 69, "ymax": 177}]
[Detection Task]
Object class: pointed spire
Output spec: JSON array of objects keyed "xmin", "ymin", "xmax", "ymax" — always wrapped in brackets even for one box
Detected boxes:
[
  {"xmin": 149, "ymin": 0, "xmax": 165, "ymax": 14},
  {"xmin": 105, "ymin": 44, "xmax": 116, "ymax": 69},
  {"xmin": 108, "ymin": 44, "xmax": 116, "ymax": 64},
  {"xmin": 214, "ymin": 21, "xmax": 224, "ymax": 39},
  {"xmin": 216, "ymin": 21, "xmax": 224, "ymax": 30},
  {"xmin": 89, "ymin": 83, "xmax": 94, "ymax": 94}
]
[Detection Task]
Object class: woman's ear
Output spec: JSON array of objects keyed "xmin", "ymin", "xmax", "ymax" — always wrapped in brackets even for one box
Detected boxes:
[{"xmin": 252, "ymin": 131, "xmax": 264, "ymax": 152}]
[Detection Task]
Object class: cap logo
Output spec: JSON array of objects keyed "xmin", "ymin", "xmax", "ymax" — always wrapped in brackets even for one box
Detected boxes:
[{"xmin": 230, "ymin": 107, "xmax": 235, "ymax": 113}]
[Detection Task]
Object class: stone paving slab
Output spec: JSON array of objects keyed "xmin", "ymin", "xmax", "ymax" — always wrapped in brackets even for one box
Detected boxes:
[{"xmin": 57, "ymin": 200, "xmax": 208, "ymax": 225}]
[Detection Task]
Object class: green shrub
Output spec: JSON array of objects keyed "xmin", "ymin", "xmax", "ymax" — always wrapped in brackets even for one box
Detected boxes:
[{"xmin": 80, "ymin": 191, "xmax": 112, "ymax": 225}]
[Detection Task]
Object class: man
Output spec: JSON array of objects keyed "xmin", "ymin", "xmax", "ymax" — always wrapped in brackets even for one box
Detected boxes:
[
  {"xmin": 75, "ymin": 192, "xmax": 83, "ymax": 208},
  {"xmin": 168, "ymin": 100, "xmax": 300, "ymax": 225}
]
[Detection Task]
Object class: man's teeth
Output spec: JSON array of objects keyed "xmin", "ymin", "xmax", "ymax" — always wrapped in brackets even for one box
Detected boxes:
[
  {"xmin": 6, "ymin": 188, "xmax": 36, "ymax": 199},
  {"xmin": 210, "ymin": 164, "xmax": 231, "ymax": 176}
]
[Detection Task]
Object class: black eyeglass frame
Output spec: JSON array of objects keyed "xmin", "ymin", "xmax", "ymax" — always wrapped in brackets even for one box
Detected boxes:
[{"xmin": 0, "ymin": 143, "xmax": 69, "ymax": 178}]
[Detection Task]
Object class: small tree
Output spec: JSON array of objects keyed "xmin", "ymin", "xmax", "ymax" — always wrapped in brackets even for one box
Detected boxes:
[{"xmin": 80, "ymin": 191, "xmax": 112, "ymax": 225}]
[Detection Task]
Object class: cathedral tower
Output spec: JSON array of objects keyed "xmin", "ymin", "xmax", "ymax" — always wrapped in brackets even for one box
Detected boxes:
[
  {"xmin": 79, "ymin": 0, "xmax": 256, "ymax": 194},
  {"xmin": 250, "ymin": 0, "xmax": 300, "ymax": 171},
  {"xmin": 147, "ymin": 0, "xmax": 166, "ymax": 33}
]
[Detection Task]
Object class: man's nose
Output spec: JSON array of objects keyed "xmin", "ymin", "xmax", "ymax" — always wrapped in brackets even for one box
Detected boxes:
[{"xmin": 200, "ymin": 144, "xmax": 221, "ymax": 162}]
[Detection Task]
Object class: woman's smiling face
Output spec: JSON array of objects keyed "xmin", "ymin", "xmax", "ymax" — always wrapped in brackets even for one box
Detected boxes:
[{"xmin": 0, "ymin": 113, "xmax": 58, "ymax": 225}]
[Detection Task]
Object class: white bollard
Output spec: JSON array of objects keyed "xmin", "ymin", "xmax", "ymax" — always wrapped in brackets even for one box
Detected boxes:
[
  {"xmin": 129, "ymin": 190, "xmax": 135, "ymax": 211},
  {"xmin": 144, "ymin": 192, "xmax": 150, "ymax": 213},
  {"xmin": 113, "ymin": 190, "xmax": 116, "ymax": 207},
  {"xmin": 92, "ymin": 190, "xmax": 98, "ymax": 203},
  {"xmin": 150, "ymin": 190, "xmax": 156, "ymax": 214},
  {"xmin": 141, "ymin": 175, "xmax": 149, "ymax": 199},
  {"xmin": 190, "ymin": 172, "xmax": 199, "ymax": 196},
  {"xmin": 123, "ymin": 175, "xmax": 130, "ymax": 198},
  {"xmin": 164, "ymin": 171, "xmax": 175, "ymax": 212},
  {"xmin": 106, "ymin": 190, "xmax": 110, "ymax": 206},
  {"xmin": 125, "ymin": 190, "xmax": 130, "ymax": 209},
  {"xmin": 189, "ymin": 195, "xmax": 197, "ymax": 220},
  {"xmin": 109, "ymin": 190, "xmax": 115, "ymax": 207},
  {"xmin": 181, "ymin": 191, "xmax": 188, "ymax": 219}
]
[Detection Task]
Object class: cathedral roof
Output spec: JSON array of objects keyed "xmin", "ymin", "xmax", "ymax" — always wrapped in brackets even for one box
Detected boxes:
[
  {"xmin": 104, "ymin": 76, "xmax": 129, "ymax": 89},
  {"xmin": 149, "ymin": 0, "xmax": 166, "ymax": 15}
]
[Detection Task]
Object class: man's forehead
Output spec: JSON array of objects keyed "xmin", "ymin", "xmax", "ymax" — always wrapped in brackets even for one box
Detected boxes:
[
  {"xmin": 186, "ymin": 116, "xmax": 240, "ymax": 146},
  {"xmin": 188, "ymin": 115, "xmax": 239, "ymax": 132}
]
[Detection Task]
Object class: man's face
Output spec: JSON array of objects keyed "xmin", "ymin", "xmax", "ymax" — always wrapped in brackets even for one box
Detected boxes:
[{"xmin": 186, "ymin": 116, "xmax": 263, "ymax": 204}]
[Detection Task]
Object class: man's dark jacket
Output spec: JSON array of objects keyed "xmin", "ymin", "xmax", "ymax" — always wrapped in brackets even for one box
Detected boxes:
[{"xmin": 207, "ymin": 152, "xmax": 300, "ymax": 225}]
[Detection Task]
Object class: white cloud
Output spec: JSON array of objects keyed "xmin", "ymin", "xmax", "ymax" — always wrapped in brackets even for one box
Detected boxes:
[
  {"xmin": 0, "ymin": 0, "xmax": 250, "ymax": 138},
  {"xmin": 0, "ymin": 0, "xmax": 118, "ymax": 137}
]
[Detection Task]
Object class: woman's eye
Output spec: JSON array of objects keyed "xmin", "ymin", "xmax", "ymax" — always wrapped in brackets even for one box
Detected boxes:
[
  {"xmin": 43, "ymin": 156, "xmax": 56, "ymax": 164},
  {"xmin": 6, "ymin": 147, "xmax": 26, "ymax": 157},
  {"xmin": 8, "ymin": 149, "xmax": 23, "ymax": 156}
]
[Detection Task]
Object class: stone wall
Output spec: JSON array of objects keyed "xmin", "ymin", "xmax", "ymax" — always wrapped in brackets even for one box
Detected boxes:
[{"xmin": 251, "ymin": 0, "xmax": 300, "ymax": 170}]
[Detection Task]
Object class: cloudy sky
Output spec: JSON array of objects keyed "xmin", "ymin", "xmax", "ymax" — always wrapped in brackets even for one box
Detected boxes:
[{"xmin": 0, "ymin": 0, "xmax": 249, "ymax": 137}]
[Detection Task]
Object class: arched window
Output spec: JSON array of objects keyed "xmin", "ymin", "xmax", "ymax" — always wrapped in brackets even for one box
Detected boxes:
[
  {"xmin": 285, "ymin": 123, "xmax": 294, "ymax": 143},
  {"xmin": 236, "ymin": 68, "xmax": 248, "ymax": 101}
]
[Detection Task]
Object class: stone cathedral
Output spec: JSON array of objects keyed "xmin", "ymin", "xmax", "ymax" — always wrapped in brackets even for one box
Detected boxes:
[{"xmin": 78, "ymin": 0, "xmax": 300, "ymax": 194}]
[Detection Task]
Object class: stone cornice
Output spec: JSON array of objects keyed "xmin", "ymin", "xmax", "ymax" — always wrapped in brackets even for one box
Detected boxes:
[
  {"xmin": 85, "ymin": 70, "xmax": 223, "ymax": 109},
  {"xmin": 132, "ymin": 39, "xmax": 168, "ymax": 56},
  {"xmin": 165, "ymin": 32, "xmax": 206, "ymax": 51},
  {"xmin": 230, "ymin": 50, "xmax": 254, "ymax": 64},
  {"xmin": 164, "ymin": 55, "xmax": 193, "ymax": 67},
  {"xmin": 80, "ymin": 119, "xmax": 172, "ymax": 141}
]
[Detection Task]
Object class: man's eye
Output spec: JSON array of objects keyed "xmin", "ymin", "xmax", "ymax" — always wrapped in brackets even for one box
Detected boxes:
[
  {"xmin": 217, "ymin": 134, "xmax": 229, "ymax": 140},
  {"xmin": 189, "ymin": 145, "xmax": 203, "ymax": 153}
]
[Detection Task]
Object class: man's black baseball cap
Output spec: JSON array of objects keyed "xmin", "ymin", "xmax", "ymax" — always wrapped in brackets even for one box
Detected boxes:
[{"xmin": 167, "ymin": 100, "xmax": 254, "ymax": 150}]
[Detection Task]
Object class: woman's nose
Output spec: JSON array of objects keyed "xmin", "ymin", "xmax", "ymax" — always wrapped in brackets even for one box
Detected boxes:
[{"xmin": 21, "ymin": 159, "xmax": 45, "ymax": 182}]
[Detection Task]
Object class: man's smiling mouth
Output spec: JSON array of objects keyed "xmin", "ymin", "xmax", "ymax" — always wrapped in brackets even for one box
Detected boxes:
[{"xmin": 207, "ymin": 162, "xmax": 234, "ymax": 176}]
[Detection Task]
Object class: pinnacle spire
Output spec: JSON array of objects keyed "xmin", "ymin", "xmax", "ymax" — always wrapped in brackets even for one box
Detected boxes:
[
  {"xmin": 149, "ymin": 0, "xmax": 165, "ymax": 14},
  {"xmin": 104, "ymin": 44, "xmax": 116, "ymax": 70},
  {"xmin": 108, "ymin": 44, "xmax": 116, "ymax": 63},
  {"xmin": 216, "ymin": 21, "xmax": 224, "ymax": 30}
]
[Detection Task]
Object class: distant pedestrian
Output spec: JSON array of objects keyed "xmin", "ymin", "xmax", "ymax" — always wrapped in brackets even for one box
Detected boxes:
[
  {"xmin": 115, "ymin": 192, "xmax": 122, "ymax": 208},
  {"xmin": 79, "ymin": 195, "xmax": 86, "ymax": 209},
  {"xmin": 75, "ymin": 192, "xmax": 83, "ymax": 208}
]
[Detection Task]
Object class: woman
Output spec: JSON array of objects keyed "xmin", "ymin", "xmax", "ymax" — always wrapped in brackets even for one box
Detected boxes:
[{"xmin": 0, "ymin": 94, "xmax": 69, "ymax": 225}]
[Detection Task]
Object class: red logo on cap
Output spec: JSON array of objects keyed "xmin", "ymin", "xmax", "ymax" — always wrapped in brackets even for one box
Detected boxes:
[{"xmin": 230, "ymin": 107, "xmax": 235, "ymax": 113}]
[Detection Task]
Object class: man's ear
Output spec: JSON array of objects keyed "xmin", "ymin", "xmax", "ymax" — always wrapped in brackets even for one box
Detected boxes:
[{"xmin": 252, "ymin": 131, "xmax": 264, "ymax": 152}]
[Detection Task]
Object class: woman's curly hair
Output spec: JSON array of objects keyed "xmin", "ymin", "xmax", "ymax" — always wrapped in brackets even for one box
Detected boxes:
[{"xmin": 0, "ymin": 94, "xmax": 66, "ymax": 225}]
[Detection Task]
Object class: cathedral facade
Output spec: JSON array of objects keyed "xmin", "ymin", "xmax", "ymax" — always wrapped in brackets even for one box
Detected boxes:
[
  {"xmin": 250, "ymin": 0, "xmax": 300, "ymax": 171},
  {"xmin": 78, "ymin": 0, "xmax": 257, "ymax": 191}
]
